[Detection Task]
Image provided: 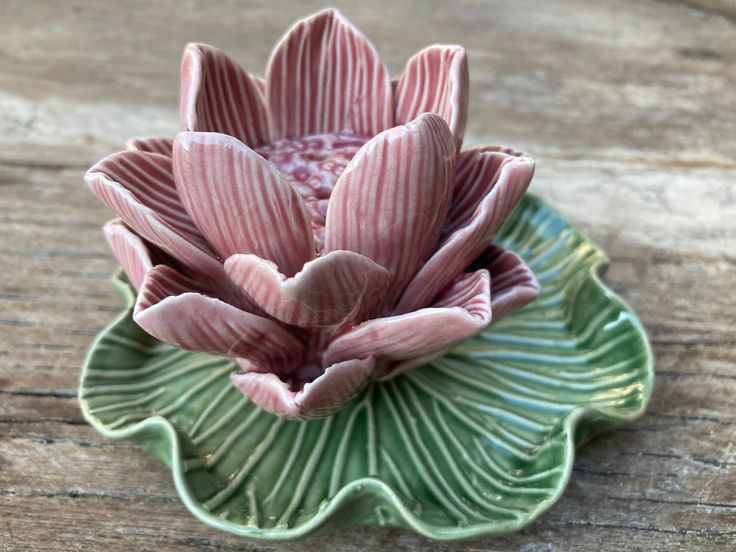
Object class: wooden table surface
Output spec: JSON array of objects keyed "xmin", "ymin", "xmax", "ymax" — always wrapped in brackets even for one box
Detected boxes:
[{"xmin": 1, "ymin": 1, "xmax": 735, "ymax": 550}]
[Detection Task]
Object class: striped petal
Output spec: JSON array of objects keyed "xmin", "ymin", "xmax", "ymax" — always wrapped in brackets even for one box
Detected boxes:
[
  {"xmin": 225, "ymin": 250, "xmax": 391, "ymax": 327},
  {"xmin": 266, "ymin": 8, "xmax": 392, "ymax": 140},
  {"xmin": 231, "ymin": 357, "xmax": 375, "ymax": 419},
  {"xmin": 252, "ymin": 75, "xmax": 267, "ymax": 104},
  {"xmin": 395, "ymin": 155, "xmax": 535, "ymax": 314},
  {"xmin": 103, "ymin": 219, "xmax": 154, "ymax": 290},
  {"xmin": 386, "ymin": 246, "xmax": 538, "ymax": 380},
  {"xmin": 444, "ymin": 146, "xmax": 530, "ymax": 237},
  {"xmin": 324, "ymin": 113, "xmax": 455, "ymax": 309},
  {"xmin": 474, "ymin": 244, "xmax": 540, "ymax": 322},
  {"xmin": 395, "ymin": 45, "xmax": 469, "ymax": 149},
  {"xmin": 126, "ymin": 137, "xmax": 174, "ymax": 157},
  {"xmin": 85, "ymin": 151, "xmax": 232, "ymax": 291},
  {"xmin": 134, "ymin": 265, "xmax": 302, "ymax": 366},
  {"xmin": 323, "ymin": 269, "xmax": 492, "ymax": 370},
  {"xmin": 173, "ymin": 132, "xmax": 315, "ymax": 276},
  {"xmin": 180, "ymin": 43, "xmax": 270, "ymax": 147}
]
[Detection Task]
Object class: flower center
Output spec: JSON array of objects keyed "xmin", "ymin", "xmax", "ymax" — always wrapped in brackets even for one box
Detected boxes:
[
  {"xmin": 257, "ymin": 131, "xmax": 369, "ymax": 198},
  {"xmin": 256, "ymin": 131, "xmax": 369, "ymax": 249}
]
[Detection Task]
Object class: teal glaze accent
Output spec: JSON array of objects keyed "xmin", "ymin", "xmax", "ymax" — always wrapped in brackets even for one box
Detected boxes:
[{"xmin": 79, "ymin": 194, "xmax": 654, "ymax": 540}]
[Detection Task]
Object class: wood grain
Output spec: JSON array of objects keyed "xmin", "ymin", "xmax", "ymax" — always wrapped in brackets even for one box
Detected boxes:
[{"xmin": 1, "ymin": 0, "xmax": 734, "ymax": 550}]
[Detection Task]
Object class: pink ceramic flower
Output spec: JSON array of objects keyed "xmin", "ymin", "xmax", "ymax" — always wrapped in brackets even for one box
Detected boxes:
[{"xmin": 86, "ymin": 9, "xmax": 540, "ymax": 418}]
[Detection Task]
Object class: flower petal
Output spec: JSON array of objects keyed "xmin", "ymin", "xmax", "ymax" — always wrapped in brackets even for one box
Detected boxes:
[
  {"xmin": 103, "ymin": 219, "xmax": 154, "ymax": 291},
  {"xmin": 252, "ymin": 75, "xmax": 267, "ymax": 104},
  {"xmin": 324, "ymin": 113, "xmax": 455, "ymax": 309},
  {"xmin": 395, "ymin": 45, "xmax": 469, "ymax": 149},
  {"xmin": 229, "ymin": 372, "xmax": 299, "ymax": 417},
  {"xmin": 474, "ymin": 244, "xmax": 540, "ymax": 322},
  {"xmin": 180, "ymin": 43, "xmax": 270, "ymax": 147},
  {"xmin": 377, "ymin": 246, "xmax": 538, "ymax": 381},
  {"xmin": 266, "ymin": 8, "xmax": 392, "ymax": 139},
  {"xmin": 134, "ymin": 265, "xmax": 302, "ymax": 366},
  {"xmin": 444, "ymin": 146, "xmax": 530, "ymax": 237},
  {"xmin": 231, "ymin": 357, "xmax": 375, "ymax": 419},
  {"xmin": 323, "ymin": 269, "xmax": 491, "ymax": 372},
  {"xmin": 225, "ymin": 250, "xmax": 391, "ymax": 327},
  {"xmin": 395, "ymin": 155, "xmax": 535, "ymax": 314},
  {"xmin": 173, "ymin": 132, "xmax": 315, "ymax": 276},
  {"xmin": 85, "ymin": 151, "xmax": 230, "ymax": 289},
  {"xmin": 126, "ymin": 137, "xmax": 174, "ymax": 157}
]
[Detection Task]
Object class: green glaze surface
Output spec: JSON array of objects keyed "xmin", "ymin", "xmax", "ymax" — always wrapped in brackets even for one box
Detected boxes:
[{"xmin": 79, "ymin": 194, "xmax": 654, "ymax": 540}]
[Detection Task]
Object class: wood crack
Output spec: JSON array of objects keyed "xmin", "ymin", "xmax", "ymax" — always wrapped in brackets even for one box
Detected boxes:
[
  {"xmin": 606, "ymin": 495, "xmax": 736, "ymax": 510},
  {"xmin": 0, "ymin": 389, "xmax": 77, "ymax": 398},
  {"xmin": 549, "ymin": 519, "xmax": 736, "ymax": 538},
  {"xmin": 1, "ymin": 489, "xmax": 178, "ymax": 502}
]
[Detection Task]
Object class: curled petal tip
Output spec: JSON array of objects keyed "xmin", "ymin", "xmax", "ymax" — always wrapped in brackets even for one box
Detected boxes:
[
  {"xmin": 231, "ymin": 357, "xmax": 375, "ymax": 419},
  {"xmin": 225, "ymin": 251, "xmax": 391, "ymax": 327},
  {"xmin": 102, "ymin": 218, "xmax": 154, "ymax": 291},
  {"xmin": 135, "ymin": 265, "xmax": 303, "ymax": 365},
  {"xmin": 324, "ymin": 269, "xmax": 492, "ymax": 369}
]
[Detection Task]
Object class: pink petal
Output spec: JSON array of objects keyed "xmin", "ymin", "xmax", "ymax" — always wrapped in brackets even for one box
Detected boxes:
[
  {"xmin": 475, "ymin": 244, "xmax": 540, "ymax": 322},
  {"xmin": 252, "ymin": 75, "xmax": 267, "ymax": 104},
  {"xmin": 180, "ymin": 43, "xmax": 270, "ymax": 147},
  {"xmin": 444, "ymin": 146, "xmax": 530, "ymax": 236},
  {"xmin": 473, "ymin": 144, "xmax": 530, "ymax": 158},
  {"xmin": 231, "ymin": 357, "xmax": 375, "ymax": 419},
  {"xmin": 395, "ymin": 45, "xmax": 469, "ymax": 149},
  {"xmin": 266, "ymin": 8, "xmax": 392, "ymax": 140},
  {"xmin": 103, "ymin": 219, "xmax": 154, "ymax": 291},
  {"xmin": 395, "ymin": 155, "xmax": 535, "ymax": 314},
  {"xmin": 85, "ymin": 151, "xmax": 233, "ymax": 291},
  {"xmin": 173, "ymin": 132, "xmax": 315, "ymax": 276},
  {"xmin": 225, "ymin": 250, "xmax": 391, "ymax": 327},
  {"xmin": 87, "ymin": 152, "xmax": 206, "ymax": 247},
  {"xmin": 323, "ymin": 269, "xmax": 491, "ymax": 371},
  {"xmin": 126, "ymin": 137, "xmax": 174, "ymax": 157},
  {"xmin": 324, "ymin": 113, "xmax": 455, "ymax": 309},
  {"xmin": 230, "ymin": 372, "xmax": 299, "ymax": 417},
  {"xmin": 135, "ymin": 265, "xmax": 302, "ymax": 366}
]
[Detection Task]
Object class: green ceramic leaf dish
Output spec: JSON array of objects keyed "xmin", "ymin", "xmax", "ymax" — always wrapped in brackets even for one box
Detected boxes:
[{"xmin": 79, "ymin": 194, "xmax": 654, "ymax": 540}]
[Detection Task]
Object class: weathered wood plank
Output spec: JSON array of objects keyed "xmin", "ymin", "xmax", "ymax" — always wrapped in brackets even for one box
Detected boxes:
[
  {"xmin": 2, "ymin": 494, "xmax": 736, "ymax": 552},
  {"xmin": 1, "ymin": 0, "xmax": 735, "ymax": 160},
  {"xmin": 1, "ymin": 0, "xmax": 735, "ymax": 550}
]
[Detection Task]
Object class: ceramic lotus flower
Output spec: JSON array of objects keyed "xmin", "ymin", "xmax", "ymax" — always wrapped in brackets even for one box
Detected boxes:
[{"xmin": 85, "ymin": 8, "xmax": 540, "ymax": 418}]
